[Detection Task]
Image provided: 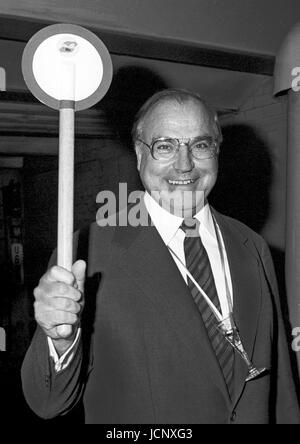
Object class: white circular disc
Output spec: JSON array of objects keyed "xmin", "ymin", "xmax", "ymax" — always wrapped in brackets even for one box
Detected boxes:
[
  {"xmin": 22, "ymin": 24, "xmax": 113, "ymax": 111},
  {"xmin": 32, "ymin": 33, "xmax": 103, "ymax": 102}
]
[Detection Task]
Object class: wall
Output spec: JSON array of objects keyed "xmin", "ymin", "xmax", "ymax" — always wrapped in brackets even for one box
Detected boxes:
[
  {"xmin": 211, "ymin": 77, "xmax": 290, "ymax": 328},
  {"xmin": 217, "ymin": 77, "xmax": 287, "ymax": 251}
]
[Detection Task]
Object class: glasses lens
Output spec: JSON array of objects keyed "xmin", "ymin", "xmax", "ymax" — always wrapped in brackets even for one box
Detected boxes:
[
  {"xmin": 190, "ymin": 137, "xmax": 216, "ymax": 159},
  {"xmin": 152, "ymin": 139, "xmax": 177, "ymax": 160}
]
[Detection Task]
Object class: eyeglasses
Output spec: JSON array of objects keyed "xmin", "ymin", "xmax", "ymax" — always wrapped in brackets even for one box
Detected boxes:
[{"xmin": 137, "ymin": 136, "xmax": 219, "ymax": 161}]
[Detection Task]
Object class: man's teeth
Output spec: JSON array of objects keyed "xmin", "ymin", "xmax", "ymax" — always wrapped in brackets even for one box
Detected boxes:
[{"xmin": 168, "ymin": 179, "xmax": 194, "ymax": 185}]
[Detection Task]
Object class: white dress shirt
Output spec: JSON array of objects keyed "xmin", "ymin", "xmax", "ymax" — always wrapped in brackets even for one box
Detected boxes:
[
  {"xmin": 48, "ymin": 326, "xmax": 81, "ymax": 372},
  {"xmin": 144, "ymin": 192, "xmax": 233, "ymax": 317},
  {"xmin": 49, "ymin": 191, "xmax": 234, "ymax": 370}
]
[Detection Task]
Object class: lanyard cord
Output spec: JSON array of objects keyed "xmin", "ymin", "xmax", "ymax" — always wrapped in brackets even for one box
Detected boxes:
[
  {"xmin": 167, "ymin": 245, "xmax": 223, "ymax": 321},
  {"xmin": 167, "ymin": 217, "xmax": 233, "ymax": 323},
  {"xmin": 212, "ymin": 215, "xmax": 233, "ymax": 315}
]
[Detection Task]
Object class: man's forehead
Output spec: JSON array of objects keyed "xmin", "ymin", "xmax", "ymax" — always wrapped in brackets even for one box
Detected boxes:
[
  {"xmin": 148, "ymin": 97, "xmax": 208, "ymax": 116},
  {"xmin": 143, "ymin": 98, "xmax": 212, "ymax": 133}
]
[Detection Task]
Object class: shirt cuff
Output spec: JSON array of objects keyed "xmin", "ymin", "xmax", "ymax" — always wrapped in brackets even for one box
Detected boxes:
[{"xmin": 48, "ymin": 327, "xmax": 81, "ymax": 373}]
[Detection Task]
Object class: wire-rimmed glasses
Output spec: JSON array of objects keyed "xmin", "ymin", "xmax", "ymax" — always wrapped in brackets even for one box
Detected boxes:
[{"xmin": 137, "ymin": 136, "xmax": 219, "ymax": 161}]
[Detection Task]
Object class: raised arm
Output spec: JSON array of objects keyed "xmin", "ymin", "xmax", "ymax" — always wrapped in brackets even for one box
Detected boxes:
[{"xmin": 21, "ymin": 260, "xmax": 86, "ymax": 419}]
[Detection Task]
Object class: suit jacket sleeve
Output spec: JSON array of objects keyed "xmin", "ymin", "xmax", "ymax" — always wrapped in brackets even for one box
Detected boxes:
[
  {"xmin": 260, "ymin": 239, "xmax": 300, "ymax": 423},
  {"xmin": 21, "ymin": 325, "xmax": 84, "ymax": 419}
]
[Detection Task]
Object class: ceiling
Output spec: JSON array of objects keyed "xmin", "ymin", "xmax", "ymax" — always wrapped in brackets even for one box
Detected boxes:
[
  {"xmin": 1, "ymin": 0, "xmax": 300, "ymax": 55},
  {"xmin": 0, "ymin": 0, "xmax": 299, "ymax": 145}
]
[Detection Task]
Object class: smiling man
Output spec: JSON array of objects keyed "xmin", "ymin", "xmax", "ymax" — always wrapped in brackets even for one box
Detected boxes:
[
  {"xmin": 134, "ymin": 90, "xmax": 220, "ymax": 218},
  {"xmin": 22, "ymin": 89, "xmax": 300, "ymax": 424}
]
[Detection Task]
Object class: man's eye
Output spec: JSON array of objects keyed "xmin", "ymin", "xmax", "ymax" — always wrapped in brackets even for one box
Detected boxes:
[{"xmin": 193, "ymin": 141, "xmax": 210, "ymax": 150}]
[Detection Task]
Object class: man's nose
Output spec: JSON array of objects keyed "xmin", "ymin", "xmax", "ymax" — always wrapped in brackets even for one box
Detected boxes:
[{"xmin": 173, "ymin": 145, "xmax": 194, "ymax": 172}]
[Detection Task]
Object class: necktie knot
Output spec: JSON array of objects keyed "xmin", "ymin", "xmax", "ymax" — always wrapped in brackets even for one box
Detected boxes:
[{"xmin": 181, "ymin": 217, "xmax": 200, "ymax": 237}]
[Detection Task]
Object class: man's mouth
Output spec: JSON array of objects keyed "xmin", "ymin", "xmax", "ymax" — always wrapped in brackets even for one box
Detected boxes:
[{"xmin": 167, "ymin": 179, "xmax": 195, "ymax": 185}]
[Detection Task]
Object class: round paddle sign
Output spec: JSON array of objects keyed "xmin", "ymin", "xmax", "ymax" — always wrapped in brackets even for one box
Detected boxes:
[{"xmin": 22, "ymin": 23, "xmax": 113, "ymax": 110}]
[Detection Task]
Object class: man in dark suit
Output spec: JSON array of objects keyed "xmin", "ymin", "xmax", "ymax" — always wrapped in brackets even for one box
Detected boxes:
[{"xmin": 22, "ymin": 89, "xmax": 300, "ymax": 424}]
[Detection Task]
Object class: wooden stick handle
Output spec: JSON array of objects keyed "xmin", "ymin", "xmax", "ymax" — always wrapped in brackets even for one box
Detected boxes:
[{"xmin": 57, "ymin": 105, "xmax": 75, "ymax": 338}]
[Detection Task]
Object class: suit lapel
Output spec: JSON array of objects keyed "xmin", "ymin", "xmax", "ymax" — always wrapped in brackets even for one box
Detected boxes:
[
  {"xmin": 112, "ymin": 220, "xmax": 232, "ymax": 407},
  {"xmin": 212, "ymin": 210, "xmax": 262, "ymax": 403}
]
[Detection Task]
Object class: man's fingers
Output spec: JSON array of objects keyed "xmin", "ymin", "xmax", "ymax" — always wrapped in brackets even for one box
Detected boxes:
[
  {"xmin": 51, "ymin": 297, "xmax": 82, "ymax": 314},
  {"xmin": 39, "ymin": 261, "xmax": 86, "ymax": 294},
  {"xmin": 72, "ymin": 260, "xmax": 86, "ymax": 293},
  {"xmin": 34, "ymin": 281, "xmax": 82, "ymax": 302},
  {"xmin": 50, "ymin": 310, "xmax": 78, "ymax": 327},
  {"xmin": 35, "ymin": 304, "xmax": 79, "ymax": 328},
  {"xmin": 49, "ymin": 282, "xmax": 82, "ymax": 301},
  {"xmin": 43, "ymin": 265, "xmax": 76, "ymax": 286}
]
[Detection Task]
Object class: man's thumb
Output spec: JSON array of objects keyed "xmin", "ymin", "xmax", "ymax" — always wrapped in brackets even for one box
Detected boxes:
[{"xmin": 72, "ymin": 260, "xmax": 86, "ymax": 293}]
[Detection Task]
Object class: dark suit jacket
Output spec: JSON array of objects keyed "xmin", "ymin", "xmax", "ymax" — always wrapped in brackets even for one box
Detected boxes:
[{"xmin": 21, "ymin": 207, "xmax": 300, "ymax": 424}]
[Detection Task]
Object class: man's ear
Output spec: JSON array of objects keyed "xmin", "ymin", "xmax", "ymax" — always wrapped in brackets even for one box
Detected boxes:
[{"xmin": 134, "ymin": 143, "xmax": 143, "ymax": 171}]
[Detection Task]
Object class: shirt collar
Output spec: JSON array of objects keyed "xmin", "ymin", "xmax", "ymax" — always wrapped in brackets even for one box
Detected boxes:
[{"xmin": 144, "ymin": 191, "xmax": 216, "ymax": 245}]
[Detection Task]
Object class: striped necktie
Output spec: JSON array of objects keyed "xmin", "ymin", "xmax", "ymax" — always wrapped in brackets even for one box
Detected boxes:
[{"xmin": 181, "ymin": 217, "xmax": 235, "ymax": 399}]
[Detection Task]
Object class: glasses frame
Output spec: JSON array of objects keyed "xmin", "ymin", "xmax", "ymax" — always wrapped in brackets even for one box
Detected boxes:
[{"xmin": 137, "ymin": 136, "xmax": 220, "ymax": 161}]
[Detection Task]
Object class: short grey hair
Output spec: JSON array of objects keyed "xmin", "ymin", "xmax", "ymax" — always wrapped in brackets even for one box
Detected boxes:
[{"xmin": 131, "ymin": 88, "xmax": 223, "ymax": 145}]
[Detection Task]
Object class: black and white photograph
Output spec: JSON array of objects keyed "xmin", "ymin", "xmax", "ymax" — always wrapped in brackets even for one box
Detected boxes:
[{"xmin": 1, "ymin": 0, "xmax": 300, "ymax": 427}]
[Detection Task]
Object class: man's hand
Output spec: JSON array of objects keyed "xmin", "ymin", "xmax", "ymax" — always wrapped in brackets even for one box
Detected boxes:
[{"xmin": 33, "ymin": 260, "xmax": 86, "ymax": 355}]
